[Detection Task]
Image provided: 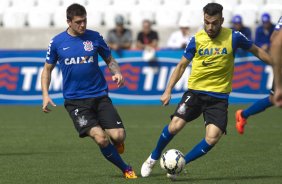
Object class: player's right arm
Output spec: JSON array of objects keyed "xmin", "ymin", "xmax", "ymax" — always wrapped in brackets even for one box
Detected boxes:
[
  {"xmin": 161, "ymin": 36, "xmax": 195, "ymax": 106},
  {"xmin": 270, "ymin": 29, "xmax": 282, "ymax": 107},
  {"xmin": 41, "ymin": 63, "xmax": 57, "ymax": 113},
  {"xmin": 161, "ymin": 56, "xmax": 190, "ymax": 106},
  {"xmin": 41, "ymin": 39, "xmax": 58, "ymax": 113}
]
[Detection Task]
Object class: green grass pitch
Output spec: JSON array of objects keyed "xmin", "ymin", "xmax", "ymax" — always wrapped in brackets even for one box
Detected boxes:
[{"xmin": 0, "ymin": 105, "xmax": 281, "ymax": 184}]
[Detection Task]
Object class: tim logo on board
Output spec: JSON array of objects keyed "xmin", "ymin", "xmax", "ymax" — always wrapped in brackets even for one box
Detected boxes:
[
  {"xmin": 101, "ymin": 56, "xmax": 274, "ymax": 104},
  {"xmin": 0, "ymin": 56, "xmax": 189, "ymax": 105},
  {"xmin": 100, "ymin": 57, "xmax": 191, "ymax": 105},
  {"xmin": 0, "ymin": 52, "xmax": 274, "ymax": 105},
  {"xmin": 0, "ymin": 57, "xmax": 62, "ymax": 104}
]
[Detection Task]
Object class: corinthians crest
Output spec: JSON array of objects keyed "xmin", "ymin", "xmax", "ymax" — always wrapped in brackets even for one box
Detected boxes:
[
  {"xmin": 83, "ymin": 40, "xmax": 93, "ymax": 51},
  {"xmin": 77, "ymin": 116, "xmax": 88, "ymax": 127},
  {"xmin": 177, "ymin": 103, "xmax": 187, "ymax": 115}
]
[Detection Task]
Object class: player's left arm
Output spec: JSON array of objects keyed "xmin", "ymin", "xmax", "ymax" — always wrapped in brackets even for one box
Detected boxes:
[
  {"xmin": 104, "ymin": 55, "xmax": 124, "ymax": 88},
  {"xmin": 248, "ymin": 44, "xmax": 273, "ymax": 65},
  {"xmin": 98, "ymin": 33, "xmax": 125, "ymax": 87},
  {"xmin": 234, "ymin": 30, "xmax": 272, "ymax": 64}
]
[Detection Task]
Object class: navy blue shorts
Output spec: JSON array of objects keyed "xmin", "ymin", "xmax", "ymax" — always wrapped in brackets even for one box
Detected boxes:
[
  {"xmin": 64, "ymin": 96, "xmax": 124, "ymax": 138},
  {"xmin": 171, "ymin": 90, "xmax": 228, "ymax": 133}
]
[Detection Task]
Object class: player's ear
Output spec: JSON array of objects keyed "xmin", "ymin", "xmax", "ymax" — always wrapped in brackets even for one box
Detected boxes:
[
  {"xmin": 221, "ymin": 17, "xmax": 224, "ymax": 26},
  {"xmin": 67, "ymin": 19, "xmax": 71, "ymax": 26}
]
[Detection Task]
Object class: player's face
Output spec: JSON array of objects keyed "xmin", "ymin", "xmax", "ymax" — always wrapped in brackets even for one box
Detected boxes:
[
  {"xmin": 204, "ymin": 13, "xmax": 224, "ymax": 38},
  {"xmin": 67, "ymin": 15, "xmax": 87, "ymax": 36}
]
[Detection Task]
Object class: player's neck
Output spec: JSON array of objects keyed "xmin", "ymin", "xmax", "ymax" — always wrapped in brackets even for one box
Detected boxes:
[{"xmin": 67, "ymin": 28, "xmax": 82, "ymax": 37}]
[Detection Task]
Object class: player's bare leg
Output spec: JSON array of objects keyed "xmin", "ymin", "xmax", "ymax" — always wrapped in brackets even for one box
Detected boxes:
[
  {"xmin": 168, "ymin": 117, "xmax": 186, "ymax": 134},
  {"xmin": 88, "ymin": 127, "xmax": 137, "ymax": 179},
  {"xmin": 88, "ymin": 126, "xmax": 109, "ymax": 147},
  {"xmin": 184, "ymin": 124, "xmax": 222, "ymax": 165},
  {"xmin": 205, "ymin": 124, "xmax": 223, "ymax": 145},
  {"xmin": 106, "ymin": 128, "xmax": 125, "ymax": 154},
  {"xmin": 141, "ymin": 117, "xmax": 186, "ymax": 177}
]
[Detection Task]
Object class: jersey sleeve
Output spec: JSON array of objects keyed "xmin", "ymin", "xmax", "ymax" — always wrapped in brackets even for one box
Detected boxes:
[
  {"xmin": 97, "ymin": 33, "xmax": 111, "ymax": 59},
  {"xmin": 183, "ymin": 36, "xmax": 196, "ymax": 61},
  {"xmin": 275, "ymin": 16, "xmax": 282, "ymax": 31},
  {"xmin": 232, "ymin": 31, "xmax": 253, "ymax": 51},
  {"xmin": 45, "ymin": 39, "xmax": 58, "ymax": 64}
]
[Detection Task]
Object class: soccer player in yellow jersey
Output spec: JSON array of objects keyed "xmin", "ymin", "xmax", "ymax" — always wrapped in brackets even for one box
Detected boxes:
[{"xmin": 141, "ymin": 3, "xmax": 272, "ymax": 178}]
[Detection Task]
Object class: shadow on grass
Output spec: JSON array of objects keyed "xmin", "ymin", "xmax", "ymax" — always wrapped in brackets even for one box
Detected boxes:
[
  {"xmin": 111, "ymin": 173, "xmax": 282, "ymax": 182},
  {"xmin": 0, "ymin": 151, "xmax": 67, "ymax": 156},
  {"xmin": 174, "ymin": 175, "xmax": 282, "ymax": 182},
  {"xmin": 111, "ymin": 172, "xmax": 166, "ymax": 179}
]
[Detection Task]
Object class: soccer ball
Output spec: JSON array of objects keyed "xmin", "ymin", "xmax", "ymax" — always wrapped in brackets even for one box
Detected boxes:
[{"xmin": 160, "ymin": 149, "xmax": 186, "ymax": 175}]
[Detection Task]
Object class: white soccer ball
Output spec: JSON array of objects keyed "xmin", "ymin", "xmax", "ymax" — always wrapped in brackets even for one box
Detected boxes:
[{"xmin": 160, "ymin": 149, "xmax": 186, "ymax": 175}]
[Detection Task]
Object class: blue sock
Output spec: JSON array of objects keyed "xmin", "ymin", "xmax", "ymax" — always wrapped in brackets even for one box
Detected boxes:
[
  {"xmin": 184, "ymin": 138, "xmax": 213, "ymax": 164},
  {"xmin": 242, "ymin": 96, "xmax": 273, "ymax": 119},
  {"xmin": 100, "ymin": 143, "xmax": 128, "ymax": 172},
  {"xmin": 151, "ymin": 125, "xmax": 174, "ymax": 160}
]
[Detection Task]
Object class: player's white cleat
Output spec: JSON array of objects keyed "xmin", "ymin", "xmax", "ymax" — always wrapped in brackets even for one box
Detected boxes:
[
  {"xmin": 141, "ymin": 154, "xmax": 157, "ymax": 177},
  {"xmin": 167, "ymin": 173, "xmax": 177, "ymax": 181}
]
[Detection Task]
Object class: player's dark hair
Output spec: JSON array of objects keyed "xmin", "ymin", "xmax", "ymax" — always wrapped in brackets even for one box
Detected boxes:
[
  {"xmin": 66, "ymin": 3, "xmax": 87, "ymax": 20},
  {"xmin": 203, "ymin": 3, "xmax": 223, "ymax": 17}
]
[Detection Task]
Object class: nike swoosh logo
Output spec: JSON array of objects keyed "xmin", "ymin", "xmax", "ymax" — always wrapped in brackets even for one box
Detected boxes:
[
  {"xmin": 106, "ymin": 153, "xmax": 113, "ymax": 158},
  {"xmin": 63, "ymin": 47, "xmax": 70, "ymax": 50},
  {"xmin": 117, "ymin": 121, "xmax": 122, "ymax": 125},
  {"xmin": 202, "ymin": 60, "xmax": 214, "ymax": 66}
]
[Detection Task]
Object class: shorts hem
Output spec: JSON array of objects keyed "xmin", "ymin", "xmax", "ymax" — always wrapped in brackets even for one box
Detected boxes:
[
  {"xmin": 205, "ymin": 122, "xmax": 227, "ymax": 134},
  {"xmin": 78, "ymin": 125, "xmax": 97, "ymax": 138}
]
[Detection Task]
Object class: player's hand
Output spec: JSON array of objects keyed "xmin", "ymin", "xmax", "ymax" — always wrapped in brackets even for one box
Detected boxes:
[
  {"xmin": 274, "ymin": 88, "xmax": 282, "ymax": 108},
  {"xmin": 112, "ymin": 73, "xmax": 124, "ymax": 88},
  {"xmin": 161, "ymin": 91, "xmax": 171, "ymax": 106},
  {"xmin": 42, "ymin": 96, "xmax": 56, "ymax": 113}
]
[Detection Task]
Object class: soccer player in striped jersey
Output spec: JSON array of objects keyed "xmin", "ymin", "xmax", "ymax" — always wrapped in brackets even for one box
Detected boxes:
[
  {"xmin": 141, "ymin": 3, "xmax": 272, "ymax": 178},
  {"xmin": 41, "ymin": 3, "xmax": 137, "ymax": 179}
]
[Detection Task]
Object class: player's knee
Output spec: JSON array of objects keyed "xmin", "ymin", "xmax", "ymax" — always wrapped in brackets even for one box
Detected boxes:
[
  {"xmin": 168, "ymin": 118, "xmax": 186, "ymax": 134},
  {"xmin": 205, "ymin": 124, "xmax": 223, "ymax": 145},
  {"xmin": 168, "ymin": 124, "xmax": 181, "ymax": 134},
  {"xmin": 93, "ymin": 135, "xmax": 109, "ymax": 147},
  {"xmin": 90, "ymin": 134, "xmax": 109, "ymax": 148},
  {"xmin": 205, "ymin": 134, "xmax": 222, "ymax": 145},
  {"xmin": 109, "ymin": 128, "xmax": 126, "ymax": 143}
]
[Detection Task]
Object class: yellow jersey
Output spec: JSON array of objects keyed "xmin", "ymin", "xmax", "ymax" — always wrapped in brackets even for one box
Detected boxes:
[{"xmin": 183, "ymin": 28, "xmax": 252, "ymax": 94}]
